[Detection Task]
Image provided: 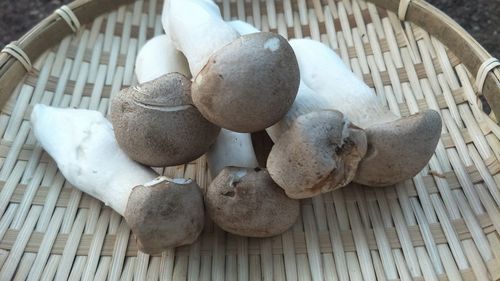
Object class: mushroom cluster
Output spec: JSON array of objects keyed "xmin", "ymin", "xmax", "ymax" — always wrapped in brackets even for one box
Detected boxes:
[{"xmin": 30, "ymin": 0, "xmax": 442, "ymax": 255}]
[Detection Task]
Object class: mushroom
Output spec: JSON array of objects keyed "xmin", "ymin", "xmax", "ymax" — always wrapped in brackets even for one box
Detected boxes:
[
  {"xmin": 31, "ymin": 105, "xmax": 205, "ymax": 254},
  {"xmin": 227, "ymin": 21, "xmax": 368, "ymax": 199},
  {"xmin": 204, "ymin": 129, "xmax": 300, "ymax": 237},
  {"xmin": 135, "ymin": 34, "xmax": 191, "ymax": 83},
  {"xmin": 281, "ymin": 39, "xmax": 442, "ymax": 187},
  {"xmin": 110, "ymin": 73, "xmax": 220, "ymax": 167},
  {"xmin": 162, "ymin": 0, "xmax": 300, "ymax": 132},
  {"xmin": 268, "ymin": 110, "xmax": 367, "ymax": 198}
]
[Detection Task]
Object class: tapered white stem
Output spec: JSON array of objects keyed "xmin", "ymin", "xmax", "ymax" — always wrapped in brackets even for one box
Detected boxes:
[
  {"xmin": 135, "ymin": 34, "xmax": 191, "ymax": 83},
  {"xmin": 163, "ymin": 0, "xmax": 239, "ymax": 77},
  {"xmin": 206, "ymin": 129, "xmax": 259, "ymax": 177},
  {"xmin": 287, "ymin": 39, "xmax": 397, "ymax": 128},
  {"xmin": 31, "ymin": 105, "xmax": 157, "ymax": 214}
]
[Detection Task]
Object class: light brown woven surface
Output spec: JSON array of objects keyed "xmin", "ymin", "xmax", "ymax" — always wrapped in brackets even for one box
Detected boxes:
[{"xmin": 0, "ymin": 0, "xmax": 499, "ymax": 280}]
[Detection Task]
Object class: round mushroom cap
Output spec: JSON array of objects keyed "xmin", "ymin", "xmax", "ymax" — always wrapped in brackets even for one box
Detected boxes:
[
  {"xmin": 191, "ymin": 32, "xmax": 300, "ymax": 133},
  {"xmin": 267, "ymin": 110, "xmax": 367, "ymax": 199},
  {"xmin": 205, "ymin": 167, "xmax": 300, "ymax": 237},
  {"xmin": 124, "ymin": 177, "xmax": 205, "ymax": 255},
  {"xmin": 354, "ymin": 109, "xmax": 442, "ymax": 186},
  {"xmin": 110, "ymin": 73, "xmax": 220, "ymax": 167}
]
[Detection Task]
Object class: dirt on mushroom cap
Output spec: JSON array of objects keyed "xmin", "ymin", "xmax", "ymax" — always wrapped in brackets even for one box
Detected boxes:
[
  {"xmin": 110, "ymin": 73, "xmax": 220, "ymax": 167},
  {"xmin": 205, "ymin": 167, "xmax": 300, "ymax": 237},
  {"xmin": 192, "ymin": 32, "xmax": 300, "ymax": 133}
]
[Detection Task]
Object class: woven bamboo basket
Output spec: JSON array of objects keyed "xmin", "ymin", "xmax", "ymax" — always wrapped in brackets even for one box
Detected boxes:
[{"xmin": 0, "ymin": 0, "xmax": 500, "ymax": 280}]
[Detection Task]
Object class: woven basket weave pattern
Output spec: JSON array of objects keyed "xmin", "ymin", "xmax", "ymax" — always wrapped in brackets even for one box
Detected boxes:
[{"xmin": 0, "ymin": 0, "xmax": 499, "ymax": 280}]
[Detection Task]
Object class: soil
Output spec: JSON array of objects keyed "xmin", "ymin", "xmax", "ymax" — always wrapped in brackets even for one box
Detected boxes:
[
  {"xmin": 426, "ymin": 0, "xmax": 499, "ymax": 58},
  {"xmin": 0, "ymin": 0, "xmax": 498, "ymax": 57}
]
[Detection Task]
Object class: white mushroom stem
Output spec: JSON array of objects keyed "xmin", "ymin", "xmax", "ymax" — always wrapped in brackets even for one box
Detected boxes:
[
  {"xmin": 162, "ymin": 0, "xmax": 239, "ymax": 77},
  {"xmin": 135, "ymin": 34, "xmax": 191, "ymax": 83},
  {"xmin": 206, "ymin": 129, "xmax": 259, "ymax": 177},
  {"xmin": 227, "ymin": 20, "xmax": 260, "ymax": 36},
  {"xmin": 285, "ymin": 39, "xmax": 397, "ymax": 128},
  {"xmin": 31, "ymin": 104, "xmax": 157, "ymax": 215}
]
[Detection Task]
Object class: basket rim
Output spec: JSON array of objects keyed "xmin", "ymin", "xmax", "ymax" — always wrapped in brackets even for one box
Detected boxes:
[{"xmin": 0, "ymin": 0, "xmax": 499, "ymax": 117}]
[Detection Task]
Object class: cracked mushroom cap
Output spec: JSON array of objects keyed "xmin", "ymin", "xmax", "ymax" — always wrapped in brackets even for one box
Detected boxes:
[
  {"xmin": 124, "ymin": 176, "xmax": 205, "ymax": 254},
  {"xmin": 354, "ymin": 109, "xmax": 442, "ymax": 186},
  {"xmin": 205, "ymin": 167, "xmax": 299, "ymax": 237},
  {"xmin": 267, "ymin": 110, "xmax": 367, "ymax": 199},
  {"xmin": 191, "ymin": 32, "xmax": 300, "ymax": 133},
  {"xmin": 110, "ymin": 73, "xmax": 220, "ymax": 167}
]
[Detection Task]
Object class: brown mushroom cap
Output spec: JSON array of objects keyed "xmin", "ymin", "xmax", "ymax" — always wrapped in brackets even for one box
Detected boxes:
[
  {"xmin": 124, "ymin": 177, "xmax": 205, "ymax": 255},
  {"xmin": 110, "ymin": 73, "xmax": 220, "ymax": 167},
  {"xmin": 191, "ymin": 32, "xmax": 300, "ymax": 133},
  {"xmin": 205, "ymin": 167, "xmax": 299, "ymax": 237},
  {"xmin": 267, "ymin": 110, "xmax": 367, "ymax": 199},
  {"xmin": 354, "ymin": 109, "xmax": 442, "ymax": 186}
]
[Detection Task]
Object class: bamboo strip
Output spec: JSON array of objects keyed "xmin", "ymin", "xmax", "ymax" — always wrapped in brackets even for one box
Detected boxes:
[
  {"xmin": 94, "ymin": 256, "xmax": 111, "ymax": 281},
  {"xmin": 119, "ymin": 257, "xmax": 135, "ymax": 281},
  {"xmin": 346, "ymin": 252, "xmax": 364, "ymax": 280},
  {"xmin": 146, "ymin": 256, "xmax": 161, "ymax": 281},
  {"xmin": 462, "ymin": 239, "xmax": 490, "ymax": 281},
  {"xmin": 371, "ymin": 251, "xmax": 388, "ymax": 281},
  {"xmin": 0, "ymin": 206, "xmax": 42, "ymax": 280},
  {"xmin": 273, "ymin": 253, "xmax": 286, "ymax": 281},
  {"xmin": 0, "ymin": 162, "xmax": 26, "ymax": 216},
  {"xmin": 302, "ymin": 205, "xmax": 323, "ymax": 281},
  {"xmin": 454, "ymin": 191, "xmax": 492, "ymax": 262},
  {"xmin": 415, "ymin": 247, "xmax": 438, "ymax": 281},
  {"xmin": 134, "ymin": 251, "xmax": 150, "ymax": 280},
  {"xmin": 411, "ymin": 199, "xmax": 444, "ymax": 274},
  {"xmin": 0, "ymin": 204, "xmax": 17, "ymax": 244},
  {"xmin": 108, "ymin": 220, "xmax": 130, "ymax": 281},
  {"xmin": 437, "ymin": 244, "xmax": 463, "ymax": 281},
  {"xmin": 82, "ymin": 209, "xmax": 111, "ymax": 281},
  {"xmin": 40, "ymin": 255, "xmax": 60, "ymax": 281},
  {"xmin": 430, "ymin": 195, "xmax": 469, "ymax": 270},
  {"xmin": 67, "ymin": 254, "xmax": 86, "ymax": 280},
  {"xmin": 26, "ymin": 208, "xmax": 65, "ymax": 281},
  {"xmin": 346, "ymin": 198, "xmax": 376, "ymax": 280},
  {"xmin": 199, "ymin": 254, "xmax": 211, "ymax": 281},
  {"xmin": 388, "ymin": 196, "xmax": 421, "ymax": 278},
  {"xmin": 54, "ymin": 209, "xmax": 88, "ymax": 281},
  {"xmin": 366, "ymin": 196, "xmax": 398, "ymax": 279},
  {"xmin": 12, "ymin": 252, "xmax": 36, "ymax": 280},
  {"xmin": 11, "ymin": 164, "xmax": 46, "ymax": 229}
]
